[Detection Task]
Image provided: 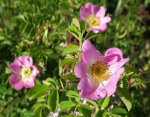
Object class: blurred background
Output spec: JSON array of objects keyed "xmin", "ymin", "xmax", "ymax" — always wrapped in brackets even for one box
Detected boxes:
[{"xmin": 0, "ymin": 0, "xmax": 150, "ymax": 117}]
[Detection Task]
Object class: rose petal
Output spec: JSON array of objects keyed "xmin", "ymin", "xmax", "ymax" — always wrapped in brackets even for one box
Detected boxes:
[
  {"xmin": 9, "ymin": 59, "xmax": 22, "ymax": 73},
  {"xmin": 18, "ymin": 56, "xmax": 33, "ymax": 67},
  {"xmin": 101, "ymin": 16, "xmax": 111, "ymax": 24},
  {"xmin": 31, "ymin": 65, "xmax": 39, "ymax": 79},
  {"xmin": 13, "ymin": 81, "xmax": 24, "ymax": 90},
  {"xmin": 74, "ymin": 60, "xmax": 86, "ymax": 78},
  {"xmin": 96, "ymin": 6, "xmax": 106, "ymax": 18},
  {"xmin": 105, "ymin": 48, "xmax": 123, "ymax": 60},
  {"xmin": 109, "ymin": 58, "xmax": 129, "ymax": 74},
  {"xmin": 24, "ymin": 79, "xmax": 35, "ymax": 88},
  {"xmin": 9, "ymin": 74, "xmax": 20, "ymax": 85},
  {"xmin": 105, "ymin": 67, "xmax": 125, "ymax": 97},
  {"xmin": 105, "ymin": 54, "xmax": 119, "ymax": 65},
  {"xmin": 81, "ymin": 40, "xmax": 102, "ymax": 64}
]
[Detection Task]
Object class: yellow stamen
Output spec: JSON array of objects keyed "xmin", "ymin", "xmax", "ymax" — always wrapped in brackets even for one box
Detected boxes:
[
  {"xmin": 21, "ymin": 67, "xmax": 32, "ymax": 78},
  {"xmin": 91, "ymin": 61, "xmax": 111, "ymax": 82},
  {"xmin": 86, "ymin": 15, "xmax": 99, "ymax": 27}
]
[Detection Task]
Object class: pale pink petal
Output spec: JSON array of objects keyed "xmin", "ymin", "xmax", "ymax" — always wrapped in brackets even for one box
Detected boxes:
[
  {"xmin": 80, "ymin": 3, "xmax": 93, "ymax": 20},
  {"xmin": 74, "ymin": 60, "xmax": 86, "ymax": 78},
  {"xmin": 109, "ymin": 58, "xmax": 129, "ymax": 74},
  {"xmin": 81, "ymin": 40, "xmax": 102, "ymax": 64},
  {"xmin": 101, "ymin": 16, "xmax": 111, "ymax": 24},
  {"xmin": 98, "ymin": 23, "xmax": 107, "ymax": 32},
  {"xmin": 105, "ymin": 54, "xmax": 119, "ymax": 66},
  {"xmin": 31, "ymin": 65, "xmax": 39, "ymax": 79},
  {"xmin": 84, "ymin": 2, "xmax": 93, "ymax": 14},
  {"xmin": 18, "ymin": 56, "xmax": 33, "ymax": 66},
  {"xmin": 88, "ymin": 84, "xmax": 107, "ymax": 100},
  {"xmin": 80, "ymin": 7, "xmax": 88, "ymax": 20},
  {"xmin": 105, "ymin": 67, "xmax": 124, "ymax": 97},
  {"xmin": 82, "ymin": 39, "xmax": 95, "ymax": 51},
  {"xmin": 88, "ymin": 23, "xmax": 107, "ymax": 32},
  {"xmin": 13, "ymin": 81, "xmax": 24, "ymax": 90},
  {"xmin": 96, "ymin": 6, "xmax": 106, "ymax": 18},
  {"xmin": 24, "ymin": 79, "xmax": 35, "ymax": 88},
  {"xmin": 9, "ymin": 74, "xmax": 20, "ymax": 85},
  {"xmin": 78, "ymin": 76, "xmax": 98, "ymax": 99},
  {"xmin": 87, "ymin": 27, "xmax": 100, "ymax": 32},
  {"xmin": 105, "ymin": 48, "xmax": 123, "ymax": 60},
  {"xmin": 78, "ymin": 76, "xmax": 106, "ymax": 100},
  {"xmin": 80, "ymin": 3, "xmax": 100, "ymax": 21},
  {"xmin": 92, "ymin": 5, "xmax": 99, "ymax": 14},
  {"xmin": 9, "ymin": 59, "xmax": 22, "ymax": 73}
]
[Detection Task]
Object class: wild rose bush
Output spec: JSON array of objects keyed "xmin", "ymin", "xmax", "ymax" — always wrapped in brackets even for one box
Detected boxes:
[{"xmin": 0, "ymin": 0, "xmax": 150, "ymax": 117}]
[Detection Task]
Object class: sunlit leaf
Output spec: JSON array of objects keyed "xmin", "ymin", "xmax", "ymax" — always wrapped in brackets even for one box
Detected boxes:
[
  {"xmin": 48, "ymin": 90, "xmax": 59, "ymax": 112},
  {"xmin": 28, "ymin": 85, "xmax": 49, "ymax": 100},
  {"xmin": 60, "ymin": 101, "xmax": 76, "ymax": 111},
  {"xmin": 117, "ymin": 88, "xmax": 132, "ymax": 111},
  {"xmin": 62, "ymin": 44, "xmax": 79, "ymax": 56}
]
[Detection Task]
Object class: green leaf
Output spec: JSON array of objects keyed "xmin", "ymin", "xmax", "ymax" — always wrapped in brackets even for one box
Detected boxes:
[
  {"xmin": 28, "ymin": 85, "xmax": 49, "ymax": 100},
  {"xmin": 111, "ymin": 107, "xmax": 127, "ymax": 115},
  {"xmin": 43, "ymin": 49, "xmax": 53, "ymax": 56},
  {"xmin": 67, "ymin": 29, "xmax": 79, "ymax": 40},
  {"xmin": 85, "ymin": 99, "xmax": 98, "ymax": 108},
  {"xmin": 66, "ymin": 90, "xmax": 79, "ymax": 98},
  {"xmin": 115, "ymin": 0, "xmax": 122, "ymax": 17},
  {"xmin": 61, "ymin": 74, "xmax": 79, "ymax": 81},
  {"xmin": 80, "ymin": 21, "xmax": 86, "ymax": 33},
  {"xmin": 42, "ymin": 29, "xmax": 48, "ymax": 41},
  {"xmin": 72, "ymin": 18, "xmax": 80, "ymax": 30},
  {"xmin": 42, "ymin": 78, "xmax": 57, "ymax": 88},
  {"xmin": 35, "ymin": 106, "xmax": 42, "ymax": 117},
  {"xmin": 32, "ymin": 103, "xmax": 43, "ymax": 111},
  {"xmin": 117, "ymin": 88, "xmax": 132, "ymax": 111},
  {"xmin": 68, "ymin": 26, "xmax": 79, "ymax": 39},
  {"xmin": 62, "ymin": 44, "xmax": 79, "ymax": 56},
  {"xmin": 59, "ymin": 79, "xmax": 67, "ymax": 90},
  {"xmin": 78, "ymin": 104, "xmax": 92, "ymax": 117},
  {"xmin": 99, "ymin": 97, "xmax": 110, "ymax": 108},
  {"xmin": 60, "ymin": 58, "xmax": 77, "ymax": 67},
  {"xmin": 48, "ymin": 90, "xmax": 59, "ymax": 112},
  {"xmin": 60, "ymin": 101, "xmax": 76, "ymax": 111}
]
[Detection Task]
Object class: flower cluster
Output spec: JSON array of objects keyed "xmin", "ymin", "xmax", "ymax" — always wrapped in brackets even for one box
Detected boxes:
[{"xmin": 8, "ymin": 2, "xmax": 129, "ymax": 101}]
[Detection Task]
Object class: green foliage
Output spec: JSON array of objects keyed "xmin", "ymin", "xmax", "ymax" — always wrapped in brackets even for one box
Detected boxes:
[{"xmin": 0, "ymin": 0, "xmax": 150, "ymax": 117}]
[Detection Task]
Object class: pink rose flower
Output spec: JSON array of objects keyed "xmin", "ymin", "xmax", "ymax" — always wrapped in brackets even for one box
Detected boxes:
[
  {"xmin": 74, "ymin": 40, "xmax": 129, "ymax": 100},
  {"xmin": 9, "ymin": 56, "xmax": 39, "ymax": 90},
  {"xmin": 80, "ymin": 2, "xmax": 111, "ymax": 33}
]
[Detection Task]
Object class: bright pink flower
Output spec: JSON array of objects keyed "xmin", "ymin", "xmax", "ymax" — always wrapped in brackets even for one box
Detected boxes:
[
  {"xmin": 74, "ymin": 40, "xmax": 129, "ymax": 100},
  {"xmin": 9, "ymin": 56, "xmax": 39, "ymax": 90},
  {"xmin": 80, "ymin": 2, "xmax": 111, "ymax": 33}
]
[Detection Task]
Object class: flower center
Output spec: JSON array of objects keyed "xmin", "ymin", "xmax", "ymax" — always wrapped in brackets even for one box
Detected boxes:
[
  {"xmin": 91, "ymin": 61, "xmax": 111, "ymax": 82},
  {"xmin": 86, "ymin": 15, "xmax": 99, "ymax": 27},
  {"xmin": 21, "ymin": 67, "xmax": 32, "ymax": 78}
]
